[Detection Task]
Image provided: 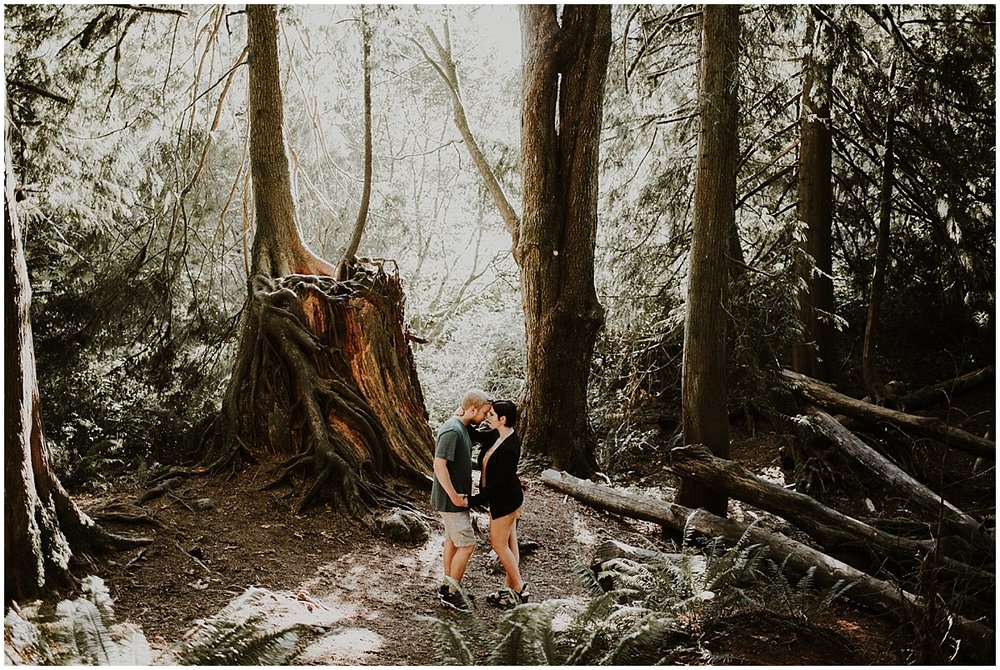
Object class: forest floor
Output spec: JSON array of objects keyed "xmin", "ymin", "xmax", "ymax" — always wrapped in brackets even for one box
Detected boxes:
[
  {"xmin": 74, "ymin": 353, "xmax": 994, "ymax": 665},
  {"xmin": 79, "ymin": 429, "xmax": 943, "ymax": 666}
]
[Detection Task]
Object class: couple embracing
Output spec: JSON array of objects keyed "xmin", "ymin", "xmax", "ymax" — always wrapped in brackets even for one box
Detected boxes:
[{"xmin": 430, "ymin": 389, "xmax": 527, "ymax": 613}]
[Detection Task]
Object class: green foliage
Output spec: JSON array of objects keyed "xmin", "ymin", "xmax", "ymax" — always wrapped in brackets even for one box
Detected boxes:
[
  {"xmin": 413, "ymin": 616, "xmax": 475, "ymax": 666},
  {"xmin": 4, "ymin": 580, "xmax": 305, "ymax": 666},
  {"xmin": 420, "ymin": 528, "xmax": 857, "ymax": 665},
  {"xmin": 4, "ymin": 576, "xmax": 151, "ymax": 665}
]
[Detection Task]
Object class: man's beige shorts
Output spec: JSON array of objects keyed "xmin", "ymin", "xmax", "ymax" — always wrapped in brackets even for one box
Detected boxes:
[{"xmin": 440, "ymin": 511, "xmax": 476, "ymax": 547}]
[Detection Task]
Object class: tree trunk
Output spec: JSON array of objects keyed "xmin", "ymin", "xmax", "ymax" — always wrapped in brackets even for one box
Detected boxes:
[
  {"xmin": 5, "ymin": 117, "xmax": 148, "ymax": 607},
  {"xmin": 339, "ymin": 7, "xmax": 373, "ymax": 278},
  {"xmin": 675, "ymin": 4, "xmax": 739, "ymax": 516},
  {"xmin": 206, "ymin": 5, "xmax": 434, "ymax": 515},
  {"xmin": 862, "ymin": 62, "xmax": 897, "ymax": 403},
  {"xmin": 782, "ymin": 370, "xmax": 995, "ymax": 458},
  {"xmin": 541, "ymin": 469, "xmax": 994, "ymax": 659},
  {"xmin": 517, "ymin": 5, "xmax": 611, "ymax": 476},
  {"xmin": 792, "ymin": 8, "xmax": 837, "ymax": 382}
]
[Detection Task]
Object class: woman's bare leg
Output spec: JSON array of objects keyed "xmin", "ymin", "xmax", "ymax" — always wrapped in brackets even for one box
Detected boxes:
[{"xmin": 489, "ymin": 513, "xmax": 523, "ymax": 592}]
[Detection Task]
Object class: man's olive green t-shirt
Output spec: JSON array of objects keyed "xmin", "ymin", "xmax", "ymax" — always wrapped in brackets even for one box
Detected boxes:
[{"xmin": 429, "ymin": 416, "xmax": 473, "ymax": 512}]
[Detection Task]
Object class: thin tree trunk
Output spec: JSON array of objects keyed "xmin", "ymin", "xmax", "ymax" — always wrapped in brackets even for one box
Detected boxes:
[
  {"xmin": 676, "ymin": 4, "xmax": 739, "ymax": 516},
  {"xmin": 793, "ymin": 8, "xmax": 836, "ymax": 382},
  {"xmin": 862, "ymin": 61, "xmax": 896, "ymax": 402},
  {"xmin": 417, "ymin": 23, "xmax": 520, "ymax": 241},
  {"xmin": 339, "ymin": 8, "xmax": 373, "ymax": 277}
]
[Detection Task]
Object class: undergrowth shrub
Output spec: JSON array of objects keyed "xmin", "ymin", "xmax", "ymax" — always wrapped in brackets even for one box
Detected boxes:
[
  {"xmin": 420, "ymin": 524, "xmax": 855, "ymax": 665},
  {"xmin": 4, "ymin": 579, "xmax": 305, "ymax": 666}
]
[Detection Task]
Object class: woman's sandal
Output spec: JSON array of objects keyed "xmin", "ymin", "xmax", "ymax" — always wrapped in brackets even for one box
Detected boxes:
[{"xmin": 487, "ymin": 584, "xmax": 529, "ymax": 609}]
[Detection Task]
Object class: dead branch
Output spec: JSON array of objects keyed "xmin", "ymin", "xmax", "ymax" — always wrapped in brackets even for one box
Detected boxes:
[
  {"xmin": 669, "ymin": 444, "xmax": 993, "ymax": 593},
  {"xmin": 782, "ymin": 370, "xmax": 995, "ymax": 458},
  {"xmin": 541, "ymin": 469, "xmax": 994, "ymax": 656},
  {"xmin": 897, "ymin": 366, "xmax": 994, "ymax": 413},
  {"xmin": 802, "ymin": 406, "xmax": 987, "ymax": 546}
]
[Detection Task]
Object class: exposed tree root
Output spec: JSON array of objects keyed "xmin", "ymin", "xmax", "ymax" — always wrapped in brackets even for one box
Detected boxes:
[{"xmin": 207, "ymin": 265, "xmax": 434, "ymax": 516}]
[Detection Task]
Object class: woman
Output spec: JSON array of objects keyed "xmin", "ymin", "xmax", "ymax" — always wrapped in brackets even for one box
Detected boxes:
[{"xmin": 468, "ymin": 399, "xmax": 528, "ymax": 608}]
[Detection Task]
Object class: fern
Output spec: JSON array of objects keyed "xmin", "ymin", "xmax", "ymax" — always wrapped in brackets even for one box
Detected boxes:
[
  {"xmin": 413, "ymin": 616, "xmax": 475, "ymax": 666},
  {"xmin": 5, "ymin": 580, "xmax": 309, "ymax": 666},
  {"xmin": 172, "ymin": 613, "xmax": 301, "ymax": 665},
  {"xmin": 600, "ymin": 613, "xmax": 681, "ymax": 666}
]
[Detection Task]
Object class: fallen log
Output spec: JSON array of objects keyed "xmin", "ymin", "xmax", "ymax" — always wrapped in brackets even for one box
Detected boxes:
[
  {"xmin": 669, "ymin": 444, "xmax": 994, "ymax": 597},
  {"xmin": 781, "ymin": 370, "xmax": 994, "ymax": 458},
  {"xmin": 541, "ymin": 469, "xmax": 994, "ymax": 659},
  {"xmin": 898, "ymin": 366, "xmax": 994, "ymax": 413},
  {"xmin": 803, "ymin": 407, "xmax": 986, "ymax": 546}
]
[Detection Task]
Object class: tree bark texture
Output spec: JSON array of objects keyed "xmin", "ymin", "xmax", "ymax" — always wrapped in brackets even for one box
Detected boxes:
[
  {"xmin": 247, "ymin": 5, "xmax": 335, "ymax": 278},
  {"xmin": 669, "ymin": 444, "xmax": 993, "ymax": 605},
  {"xmin": 5, "ymin": 123, "xmax": 147, "ymax": 606},
  {"xmin": 541, "ymin": 469, "xmax": 994, "ymax": 658},
  {"xmin": 862, "ymin": 62, "xmax": 897, "ymax": 403},
  {"xmin": 676, "ymin": 4, "xmax": 739, "ymax": 516},
  {"xmin": 782, "ymin": 370, "xmax": 995, "ymax": 459},
  {"xmin": 517, "ymin": 5, "xmax": 611, "ymax": 476},
  {"xmin": 207, "ymin": 5, "xmax": 435, "ymax": 514},
  {"xmin": 340, "ymin": 9, "xmax": 373, "ymax": 272},
  {"xmin": 792, "ymin": 9, "xmax": 837, "ymax": 382}
]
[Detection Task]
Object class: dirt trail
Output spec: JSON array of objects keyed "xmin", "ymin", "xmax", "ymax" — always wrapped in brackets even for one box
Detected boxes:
[{"xmin": 84, "ymin": 456, "xmax": 899, "ymax": 665}]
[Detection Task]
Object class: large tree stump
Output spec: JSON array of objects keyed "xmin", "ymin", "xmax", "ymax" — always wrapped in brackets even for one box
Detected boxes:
[{"xmin": 208, "ymin": 265, "xmax": 434, "ymax": 515}]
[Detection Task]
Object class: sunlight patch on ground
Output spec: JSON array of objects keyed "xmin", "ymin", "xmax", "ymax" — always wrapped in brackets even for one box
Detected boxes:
[
  {"xmin": 227, "ymin": 587, "xmax": 352, "ymax": 630},
  {"xmin": 299, "ymin": 627, "xmax": 383, "ymax": 664},
  {"xmin": 571, "ymin": 516, "xmax": 599, "ymax": 548},
  {"xmin": 550, "ymin": 595, "xmax": 590, "ymax": 632},
  {"xmin": 757, "ymin": 465, "xmax": 786, "ymax": 486}
]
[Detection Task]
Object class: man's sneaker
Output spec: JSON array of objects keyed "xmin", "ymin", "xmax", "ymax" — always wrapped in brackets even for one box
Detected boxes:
[
  {"xmin": 437, "ymin": 584, "xmax": 449, "ymax": 600},
  {"xmin": 440, "ymin": 588, "xmax": 474, "ymax": 613}
]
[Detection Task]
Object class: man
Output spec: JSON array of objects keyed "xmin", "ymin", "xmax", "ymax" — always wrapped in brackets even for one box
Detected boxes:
[{"xmin": 430, "ymin": 389, "xmax": 492, "ymax": 611}]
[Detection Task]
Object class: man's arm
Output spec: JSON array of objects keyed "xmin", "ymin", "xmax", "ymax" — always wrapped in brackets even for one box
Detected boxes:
[{"xmin": 433, "ymin": 457, "xmax": 468, "ymax": 508}]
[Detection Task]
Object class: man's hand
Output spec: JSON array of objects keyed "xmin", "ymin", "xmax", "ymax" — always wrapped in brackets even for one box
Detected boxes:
[{"xmin": 450, "ymin": 492, "xmax": 469, "ymax": 508}]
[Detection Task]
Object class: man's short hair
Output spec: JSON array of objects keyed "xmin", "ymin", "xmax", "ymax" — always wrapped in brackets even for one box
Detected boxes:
[{"xmin": 461, "ymin": 389, "xmax": 493, "ymax": 410}]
